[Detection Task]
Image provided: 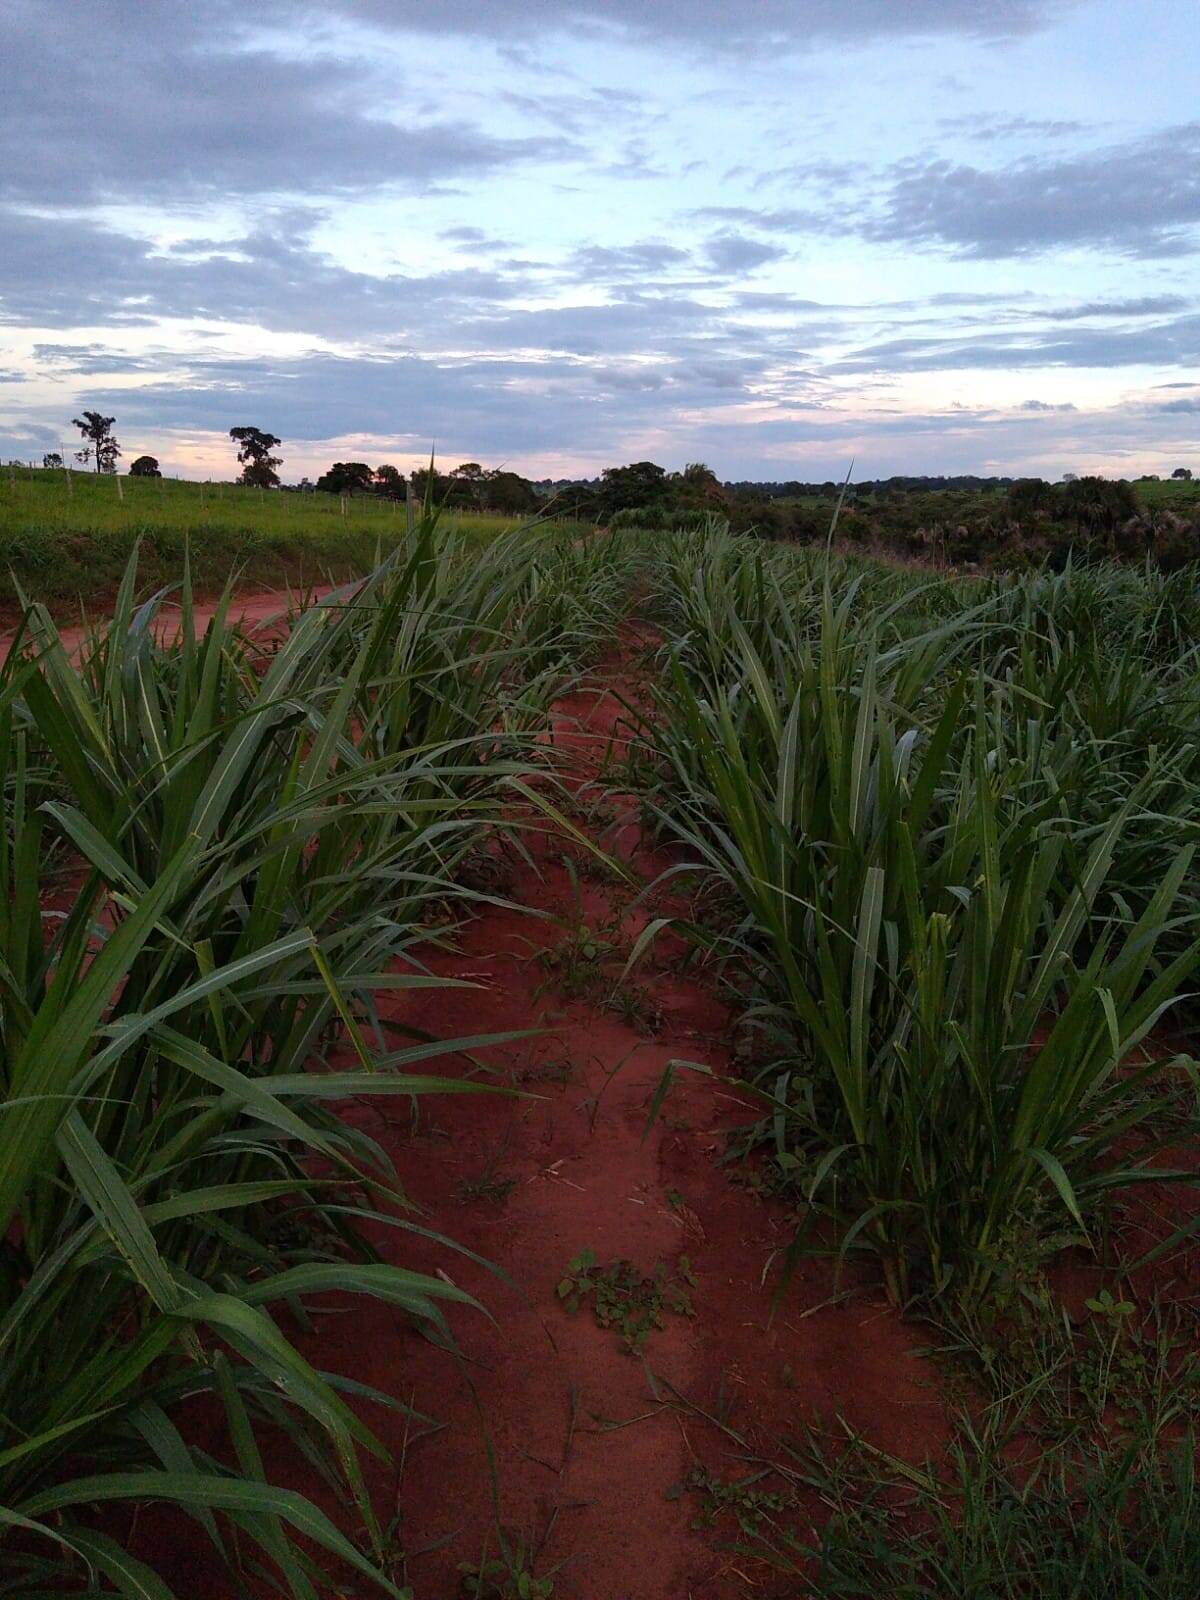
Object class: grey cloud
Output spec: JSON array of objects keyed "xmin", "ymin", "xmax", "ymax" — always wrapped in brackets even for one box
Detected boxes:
[
  {"xmin": 14, "ymin": 341, "xmax": 1194, "ymax": 484},
  {"xmin": 832, "ymin": 314, "xmax": 1200, "ymax": 374},
  {"xmin": 1050, "ymin": 296, "xmax": 1192, "ymax": 320},
  {"xmin": 440, "ymin": 227, "xmax": 518, "ymax": 253},
  {"xmin": 733, "ymin": 292, "xmax": 829, "ymax": 313},
  {"xmin": 64, "ymin": 342, "xmax": 795, "ymax": 458},
  {"xmin": 687, "ymin": 206, "xmax": 824, "ymax": 233},
  {"xmin": 939, "ymin": 113, "xmax": 1088, "ymax": 142},
  {"xmin": 866, "ymin": 124, "xmax": 1200, "ymax": 258},
  {"xmin": 567, "ymin": 242, "xmax": 691, "ymax": 280},
  {"xmin": 32, "ymin": 345, "xmax": 166, "ymax": 376},
  {"xmin": 319, "ymin": 0, "xmax": 1068, "ymax": 48},
  {"xmin": 705, "ymin": 234, "xmax": 787, "ymax": 274},
  {"xmin": 0, "ymin": 1, "xmax": 575, "ymax": 206},
  {"xmin": 0, "ymin": 208, "xmax": 538, "ymax": 337}
]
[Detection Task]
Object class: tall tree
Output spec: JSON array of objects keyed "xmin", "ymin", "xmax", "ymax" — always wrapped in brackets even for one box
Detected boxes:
[
  {"xmin": 72, "ymin": 411, "xmax": 120, "ymax": 474},
  {"xmin": 229, "ymin": 426, "xmax": 282, "ymax": 488}
]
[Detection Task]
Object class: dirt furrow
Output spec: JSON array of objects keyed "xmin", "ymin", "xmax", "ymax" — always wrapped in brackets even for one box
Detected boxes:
[{"xmin": 139, "ymin": 632, "xmax": 947, "ymax": 1598}]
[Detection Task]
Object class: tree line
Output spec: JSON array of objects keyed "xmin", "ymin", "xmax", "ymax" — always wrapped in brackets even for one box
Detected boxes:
[
  {"xmin": 43, "ymin": 415, "xmax": 548, "ymax": 513},
  {"xmin": 36, "ymin": 413, "xmax": 1197, "ymax": 552}
]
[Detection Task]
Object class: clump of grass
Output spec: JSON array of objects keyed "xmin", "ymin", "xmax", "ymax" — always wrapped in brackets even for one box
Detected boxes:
[
  {"xmin": 766, "ymin": 1421, "xmax": 1200, "ymax": 1599},
  {"xmin": 664, "ymin": 1278, "xmax": 1200, "ymax": 1599},
  {"xmin": 0, "ymin": 518, "xmax": 640, "ymax": 1596},
  {"xmin": 604, "ymin": 978, "xmax": 664, "ymax": 1033},
  {"xmin": 457, "ymin": 1142, "xmax": 519, "ymax": 1207},
  {"xmin": 632, "ymin": 522, "xmax": 1200, "ymax": 1313}
]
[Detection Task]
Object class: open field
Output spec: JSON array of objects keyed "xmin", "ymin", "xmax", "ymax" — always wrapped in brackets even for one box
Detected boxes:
[
  {"xmin": 0, "ymin": 468, "xmax": 592, "ymax": 611},
  {"xmin": 1, "ymin": 517, "xmax": 1198, "ymax": 1596},
  {"xmin": 1137, "ymin": 476, "xmax": 1200, "ymax": 507}
]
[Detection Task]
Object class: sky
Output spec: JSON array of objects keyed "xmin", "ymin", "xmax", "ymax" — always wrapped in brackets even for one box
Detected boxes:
[{"xmin": 1, "ymin": 0, "xmax": 1198, "ymax": 483}]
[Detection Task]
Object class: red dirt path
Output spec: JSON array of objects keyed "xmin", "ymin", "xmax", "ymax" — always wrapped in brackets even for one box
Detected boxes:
[
  {"xmin": 133, "ymin": 629, "xmax": 950, "ymax": 1598},
  {"xmin": 0, "ymin": 584, "xmax": 342, "ymax": 664}
]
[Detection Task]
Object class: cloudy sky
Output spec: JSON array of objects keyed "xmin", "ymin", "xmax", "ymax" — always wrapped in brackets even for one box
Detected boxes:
[{"xmin": 1, "ymin": 0, "xmax": 1198, "ymax": 481}]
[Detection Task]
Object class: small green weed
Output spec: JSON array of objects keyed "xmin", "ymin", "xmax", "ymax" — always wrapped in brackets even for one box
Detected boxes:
[
  {"xmin": 556, "ymin": 1248, "xmax": 696, "ymax": 1350},
  {"xmin": 603, "ymin": 979, "xmax": 664, "ymax": 1033},
  {"xmin": 457, "ymin": 1171, "xmax": 517, "ymax": 1205},
  {"xmin": 459, "ymin": 1529, "xmax": 556, "ymax": 1598},
  {"xmin": 536, "ymin": 922, "xmax": 614, "ymax": 998},
  {"xmin": 512, "ymin": 1054, "xmax": 575, "ymax": 1087},
  {"xmin": 674, "ymin": 1465, "xmax": 796, "ymax": 1537}
]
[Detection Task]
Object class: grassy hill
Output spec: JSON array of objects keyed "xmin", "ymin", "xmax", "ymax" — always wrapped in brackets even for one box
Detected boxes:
[{"xmin": 0, "ymin": 467, "xmax": 591, "ymax": 612}]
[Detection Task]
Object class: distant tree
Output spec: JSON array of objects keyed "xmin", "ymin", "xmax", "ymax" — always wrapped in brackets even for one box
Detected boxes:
[
  {"xmin": 316, "ymin": 461, "xmax": 374, "ymax": 496},
  {"xmin": 595, "ymin": 461, "xmax": 670, "ymax": 518},
  {"xmin": 1060, "ymin": 475, "xmax": 1138, "ymax": 538},
  {"xmin": 483, "ymin": 469, "xmax": 538, "ymax": 515},
  {"xmin": 373, "ymin": 463, "xmax": 406, "ymax": 498},
  {"xmin": 445, "ymin": 461, "xmax": 485, "ymax": 509},
  {"xmin": 72, "ymin": 411, "xmax": 120, "ymax": 474},
  {"xmin": 42, "ymin": 452, "xmax": 63, "ymax": 470},
  {"xmin": 229, "ymin": 426, "xmax": 282, "ymax": 488},
  {"xmin": 1172, "ymin": 466, "xmax": 1193, "ymax": 480},
  {"xmin": 1006, "ymin": 477, "xmax": 1056, "ymax": 519},
  {"xmin": 409, "ymin": 466, "xmax": 443, "ymax": 504},
  {"xmin": 129, "ymin": 454, "xmax": 161, "ymax": 477},
  {"xmin": 675, "ymin": 460, "xmax": 726, "ymax": 509}
]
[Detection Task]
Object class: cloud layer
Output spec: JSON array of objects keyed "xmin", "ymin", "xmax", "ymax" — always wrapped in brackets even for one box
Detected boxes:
[{"xmin": 1, "ymin": 0, "xmax": 1196, "ymax": 478}]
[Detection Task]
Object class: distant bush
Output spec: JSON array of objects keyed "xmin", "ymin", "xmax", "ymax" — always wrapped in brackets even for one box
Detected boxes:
[{"xmin": 719, "ymin": 476, "xmax": 1200, "ymax": 573}]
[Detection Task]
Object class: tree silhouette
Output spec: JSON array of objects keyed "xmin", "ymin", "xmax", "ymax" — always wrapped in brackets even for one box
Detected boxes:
[
  {"xmin": 315, "ymin": 461, "xmax": 373, "ymax": 496},
  {"xmin": 129, "ymin": 455, "xmax": 161, "ymax": 477},
  {"xmin": 229, "ymin": 426, "xmax": 282, "ymax": 488},
  {"xmin": 72, "ymin": 412, "xmax": 120, "ymax": 474}
]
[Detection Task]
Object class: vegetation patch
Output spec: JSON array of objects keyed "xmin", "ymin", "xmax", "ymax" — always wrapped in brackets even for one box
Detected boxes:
[
  {"xmin": 557, "ymin": 1248, "xmax": 697, "ymax": 1350},
  {"xmin": 0, "ymin": 467, "xmax": 591, "ymax": 609}
]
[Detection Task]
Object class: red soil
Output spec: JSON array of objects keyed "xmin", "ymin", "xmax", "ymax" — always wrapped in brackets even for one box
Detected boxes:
[
  {"xmin": 0, "ymin": 583, "xmax": 343, "ymax": 664},
  {"xmin": 131, "ymin": 629, "xmax": 950, "ymax": 1597}
]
